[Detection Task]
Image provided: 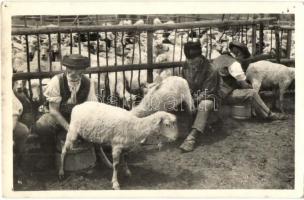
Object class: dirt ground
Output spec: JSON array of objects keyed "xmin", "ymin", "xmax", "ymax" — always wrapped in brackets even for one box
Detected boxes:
[{"xmin": 14, "ymin": 94, "xmax": 295, "ymax": 190}]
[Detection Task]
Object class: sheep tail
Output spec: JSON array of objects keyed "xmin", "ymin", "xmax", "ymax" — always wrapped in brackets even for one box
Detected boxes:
[{"xmin": 98, "ymin": 146, "xmax": 113, "ymax": 169}]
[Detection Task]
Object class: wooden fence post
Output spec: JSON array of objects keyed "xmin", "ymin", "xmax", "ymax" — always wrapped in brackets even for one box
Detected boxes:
[
  {"xmin": 251, "ymin": 24, "xmax": 257, "ymax": 56},
  {"xmin": 275, "ymin": 26, "xmax": 281, "ymax": 63},
  {"xmin": 286, "ymin": 29, "xmax": 292, "ymax": 59},
  {"xmin": 259, "ymin": 23, "xmax": 264, "ymax": 55},
  {"xmin": 147, "ymin": 30, "xmax": 154, "ymax": 83},
  {"xmin": 146, "ymin": 17, "xmax": 154, "ymax": 83}
]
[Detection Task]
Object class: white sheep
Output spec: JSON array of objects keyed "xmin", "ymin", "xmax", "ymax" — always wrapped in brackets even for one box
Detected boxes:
[
  {"xmin": 246, "ymin": 60, "xmax": 295, "ymax": 113},
  {"xmin": 59, "ymin": 101, "xmax": 178, "ymax": 190},
  {"xmin": 131, "ymin": 76, "xmax": 194, "ymax": 118}
]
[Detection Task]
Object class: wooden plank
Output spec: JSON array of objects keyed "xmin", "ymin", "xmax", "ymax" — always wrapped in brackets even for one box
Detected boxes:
[
  {"xmin": 275, "ymin": 27, "xmax": 281, "ymax": 63},
  {"xmin": 12, "ymin": 17, "xmax": 277, "ymax": 35},
  {"xmin": 267, "ymin": 58, "xmax": 295, "ymax": 65},
  {"xmin": 286, "ymin": 29, "xmax": 292, "ymax": 59},
  {"xmin": 251, "ymin": 24, "xmax": 257, "ymax": 56},
  {"xmin": 12, "ymin": 62, "xmax": 184, "ymax": 81},
  {"xmin": 259, "ymin": 23, "xmax": 264, "ymax": 54},
  {"xmin": 147, "ymin": 22, "xmax": 154, "ymax": 83},
  {"xmin": 268, "ymin": 25, "xmax": 294, "ymax": 30}
]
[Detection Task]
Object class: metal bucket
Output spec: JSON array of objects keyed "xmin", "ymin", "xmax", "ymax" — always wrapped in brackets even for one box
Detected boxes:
[
  {"xmin": 231, "ymin": 104, "xmax": 252, "ymax": 120},
  {"xmin": 55, "ymin": 135, "xmax": 96, "ymax": 172}
]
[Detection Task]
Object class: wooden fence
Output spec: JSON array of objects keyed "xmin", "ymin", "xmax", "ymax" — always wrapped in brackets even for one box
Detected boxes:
[{"xmin": 11, "ymin": 17, "xmax": 294, "ymax": 107}]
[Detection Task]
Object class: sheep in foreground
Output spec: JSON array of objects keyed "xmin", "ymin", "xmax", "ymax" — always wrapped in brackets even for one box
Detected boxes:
[
  {"xmin": 59, "ymin": 101, "xmax": 178, "ymax": 190},
  {"xmin": 131, "ymin": 76, "xmax": 195, "ymax": 117},
  {"xmin": 246, "ymin": 60, "xmax": 295, "ymax": 113}
]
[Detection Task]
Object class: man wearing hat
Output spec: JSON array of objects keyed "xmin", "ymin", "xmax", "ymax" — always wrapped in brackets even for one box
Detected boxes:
[
  {"xmin": 213, "ymin": 41, "xmax": 287, "ymax": 121},
  {"xmin": 35, "ymin": 54, "xmax": 97, "ymax": 169},
  {"xmin": 179, "ymin": 41, "xmax": 220, "ymax": 152}
]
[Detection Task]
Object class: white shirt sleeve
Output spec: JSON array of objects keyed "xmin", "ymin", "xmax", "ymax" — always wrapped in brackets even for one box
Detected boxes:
[
  {"xmin": 228, "ymin": 61, "xmax": 246, "ymax": 81},
  {"xmin": 43, "ymin": 76, "xmax": 62, "ymax": 103},
  {"xmin": 13, "ymin": 92, "xmax": 23, "ymax": 118}
]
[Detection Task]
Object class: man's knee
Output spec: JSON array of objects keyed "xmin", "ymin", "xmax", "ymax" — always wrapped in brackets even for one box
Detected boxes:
[
  {"xmin": 36, "ymin": 113, "xmax": 54, "ymax": 128},
  {"xmin": 14, "ymin": 122, "xmax": 30, "ymax": 141},
  {"xmin": 198, "ymin": 100, "xmax": 214, "ymax": 112},
  {"xmin": 35, "ymin": 113, "xmax": 58, "ymax": 136},
  {"xmin": 242, "ymin": 89, "xmax": 259, "ymax": 101}
]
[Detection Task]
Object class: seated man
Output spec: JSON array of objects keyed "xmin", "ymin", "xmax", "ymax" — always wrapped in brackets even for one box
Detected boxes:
[
  {"xmin": 13, "ymin": 90, "xmax": 30, "ymax": 182},
  {"xmin": 35, "ymin": 54, "xmax": 97, "ymax": 169},
  {"xmin": 179, "ymin": 41, "xmax": 220, "ymax": 153},
  {"xmin": 212, "ymin": 41, "xmax": 287, "ymax": 120},
  {"xmin": 13, "ymin": 90, "xmax": 30, "ymax": 162}
]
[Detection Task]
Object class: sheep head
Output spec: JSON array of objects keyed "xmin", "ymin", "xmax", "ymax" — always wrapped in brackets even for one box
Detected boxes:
[{"xmin": 154, "ymin": 111, "xmax": 178, "ymax": 142}]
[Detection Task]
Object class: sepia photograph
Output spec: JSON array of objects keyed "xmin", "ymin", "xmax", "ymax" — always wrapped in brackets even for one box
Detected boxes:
[{"xmin": 1, "ymin": 1, "xmax": 304, "ymax": 198}]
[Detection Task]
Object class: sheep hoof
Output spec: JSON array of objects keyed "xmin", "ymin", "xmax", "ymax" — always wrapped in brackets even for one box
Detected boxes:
[
  {"xmin": 58, "ymin": 170, "xmax": 65, "ymax": 181},
  {"xmin": 125, "ymin": 169, "xmax": 132, "ymax": 177},
  {"xmin": 112, "ymin": 182, "xmax": 120, "ymax": 190}
]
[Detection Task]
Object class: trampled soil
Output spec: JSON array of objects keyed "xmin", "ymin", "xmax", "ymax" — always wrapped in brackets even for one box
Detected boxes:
[{"xmin": 13, "ymin": 95, "xmax": 295, "ymax": 190}]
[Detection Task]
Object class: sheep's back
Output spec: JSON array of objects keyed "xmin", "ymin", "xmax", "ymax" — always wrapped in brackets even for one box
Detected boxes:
[
  {"xmin": 70, "ymin": 102, "xmax": 136, "ymax": 143},
  {"xmin": 247, "ymin": 61, "xmax": 291, "ymax": 88}
]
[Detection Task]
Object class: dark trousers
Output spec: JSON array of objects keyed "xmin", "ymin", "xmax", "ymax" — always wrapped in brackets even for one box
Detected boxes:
[{"xmin": 35, "ymin": 113, "xmax": 65, "ymax": 169}]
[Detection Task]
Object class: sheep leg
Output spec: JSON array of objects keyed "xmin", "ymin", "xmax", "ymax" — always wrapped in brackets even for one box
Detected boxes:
[
  {"xmin": 271, "ymin": 88, "xmax": 279, "ymax": 110},
  {"xmin": 112, "ymin": 146, "xmax": 122, "ymax": 190},
  {"xmin": 99, "ymin": 146, "xmax": 113, "ymax": 169},
  {"xmin": 121, "ymin": 153, "xmax": 132, "ymax": 177},
  {"xmin": 279, "ymin": 85, "xmax": 288, "ymax": 113},
  {"xmin": 59, "ymin": 141, "xmax": 72, "ymax": 180},
  {"xmin": 251, "ymin": 79, "xmax": 261, "ymax": 92}
]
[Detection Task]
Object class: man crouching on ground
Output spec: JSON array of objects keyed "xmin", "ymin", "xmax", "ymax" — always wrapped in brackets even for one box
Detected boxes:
[
  {"xmin": 35, "ymin": 54, "xmax": 98, "ymax": 169},
  {"xmin": 179, "ymin": 41, "xmax": 220, "ymax": 153}
]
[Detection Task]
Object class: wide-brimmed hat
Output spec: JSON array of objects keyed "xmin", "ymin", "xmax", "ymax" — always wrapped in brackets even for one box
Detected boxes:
[
  {"xmin": 62, "ymin": 54, "xmax": 90, "ymax": 70},
  {"xmin": 229, "ymin": 41, "xmax": 251, "ymax": 58},
  {"xmin": 184, "ymin": 41, "xmax": 202, "ymax": 59}
]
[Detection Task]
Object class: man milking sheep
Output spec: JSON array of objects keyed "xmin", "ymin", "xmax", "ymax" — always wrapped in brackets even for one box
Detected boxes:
[
  {"xmin": 179, "ymin": 41, "xmax": 287, "ymax": 153},
  {"xmin": 35, "ymin": 54, "xmax": 97, "ymax": 169},
  {"xmin": 213, "ymin": 41, "xmax": 287, "ymax": 122}
]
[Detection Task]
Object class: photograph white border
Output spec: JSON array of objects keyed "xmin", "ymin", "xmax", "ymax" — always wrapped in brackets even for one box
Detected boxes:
[{"xmin": 1, "ymin": 0, "xmax": 304, "ymax": 198}]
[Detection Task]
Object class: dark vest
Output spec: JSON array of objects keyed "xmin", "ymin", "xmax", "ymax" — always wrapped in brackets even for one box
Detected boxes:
[
  {"xmin": 58, "ymin": 73, "xmax": 90, "ymax": 122},
  {"xmin": 212, "ymin": 54, "xmax": 241, "ymax": 99}
]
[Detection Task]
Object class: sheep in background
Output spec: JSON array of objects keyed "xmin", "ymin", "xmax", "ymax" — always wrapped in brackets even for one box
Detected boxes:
[
  {"xmin": 153, "ymin": 18, "xmax": 162, "ymax": 25},
  {"xmin": 59, "ymin": 101, "xmax": 178, "ymax": 190},
  {"xmin": 246, "ymin": 60, "xmax": 295, "ymax": 113}
]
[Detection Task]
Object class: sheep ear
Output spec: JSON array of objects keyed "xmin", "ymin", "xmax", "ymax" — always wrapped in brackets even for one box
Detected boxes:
[
  {"xmin": 154, "ymin": 75, "xmax": 163, "ymax": 84},
  {"xmin": 155, "ymin": 117, "xmax": 163, "ymax": 126}
]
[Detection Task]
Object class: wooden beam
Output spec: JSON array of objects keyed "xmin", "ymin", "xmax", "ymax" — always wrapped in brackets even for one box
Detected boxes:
[
  {"xmin": 275, "ymin": 27, "xmax": 281, "ymax": 63},
  {"xmin": 286, "ymin": 29, "xmax": 292, "ymax": 59},
  {"xmin": 12, "ymin": 62, "xmax": 184, "ymax": 81},
  {"xmin": 12, "ymin": 17, "xmax": 277, "ymax": 35},
  {"xmin": 251, "ymin": 24, "xmax": 257, "ymax": 56}
]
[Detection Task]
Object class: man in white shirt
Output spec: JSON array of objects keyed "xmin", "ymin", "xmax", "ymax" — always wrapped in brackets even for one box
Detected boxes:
[
  {"xmin": 35, "ymin": 54, "xmax": 97, "ymax": 170},
  {"xmin": 213, "ymin": 41, "xmax": 286, "ymax": 120}
]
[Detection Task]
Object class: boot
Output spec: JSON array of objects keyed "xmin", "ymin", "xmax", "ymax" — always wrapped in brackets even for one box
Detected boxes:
[
  {"xmin": 179, "ymin": 128, "xmax": 201, "ymax": 153},
  {"xmin": 267, "ymin": 111, "xmax": 288, "ymax": 121}
]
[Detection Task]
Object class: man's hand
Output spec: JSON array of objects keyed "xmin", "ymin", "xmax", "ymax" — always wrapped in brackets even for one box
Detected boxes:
[
  {"xmin": 237, "ymin": 80, "xmax": 253, "ymax": 89},
  {"xmin": 49, "ymin": 102, "xmax": 70, "ymax": 132}
]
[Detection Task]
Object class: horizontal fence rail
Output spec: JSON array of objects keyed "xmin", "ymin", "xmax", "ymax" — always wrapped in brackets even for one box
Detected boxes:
[{"xmin": 12, "ymin": 18, "xmax": 277, "ymax": 35}]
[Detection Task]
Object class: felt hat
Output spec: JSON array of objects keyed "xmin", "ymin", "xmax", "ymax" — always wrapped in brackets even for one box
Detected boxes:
[
  {"xmin": 184, "ymin": 41, "xmax": 202, "ymax": 59},
  {"xmin": 229, "ymin": 41, "xmax": 251, "ymax": 58},
  {"xmin": 62, "ymin": 54, "xmax": 90, "ymax": 70}
]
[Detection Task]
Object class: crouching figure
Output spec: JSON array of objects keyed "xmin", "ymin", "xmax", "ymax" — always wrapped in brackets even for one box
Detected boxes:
[
  {"xmin": 35, "ymin": 54, "xmax": 98, "ymax": 170},
  {"xmin": 213, "ymin": 41, "xmax": 287, "ymax": 121},
  {"xmin": 179, "ymin": 41, "xmax": 221, "ymax": 153}
]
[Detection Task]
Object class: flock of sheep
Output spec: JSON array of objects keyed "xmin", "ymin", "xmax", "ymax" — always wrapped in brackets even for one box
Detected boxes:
[{"xmin": 12, "ymin": 17, "xmax": 295, "ymax": 189}]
